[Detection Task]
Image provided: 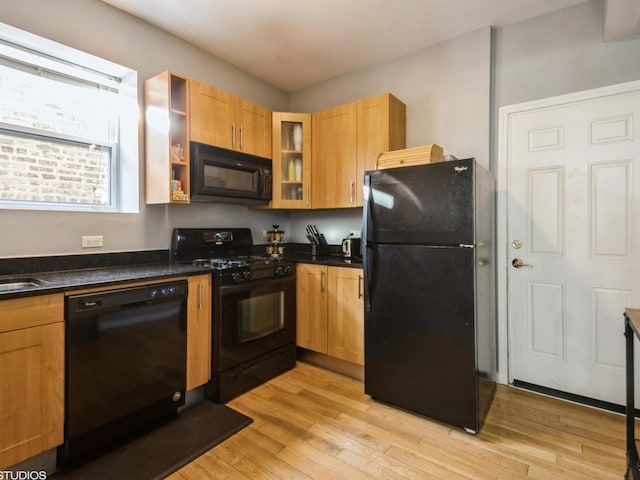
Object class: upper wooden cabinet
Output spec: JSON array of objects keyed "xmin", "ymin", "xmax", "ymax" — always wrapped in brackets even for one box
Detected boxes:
[
  {"xmin": 144, "ymin": 71, "xmax": 190, "ymax": 204},
  {"xmin": 270, "ymin": 112, "xmax": 312, "ymax": 209},
  {"xmin": 189, "ymin": 80, "xmax": 232, "ymax": 151},
  {"xmin": 312, "ymin": 93, "xmax": 405, "ymax": 209},
  {"xmin": 239, "ymin": 98, "xmax": 273, "ymax": 159},
  {"xmin": 143, "ymin": 72, "xmax": 405, "ymax": 208},
  {"xmin": 0, "ymin": 294, "xmax": 64, "ymax": 470},
  {"xmin": 312, "ymin": 102, "xmax": 358, "ymax": 208},
  {"xmin": 355, "ymin": 93, "xmax": 406, "ymax": 205},
  {"xmin": 189, "ymin": 79, "xmax": 272, "ymax": 159}
]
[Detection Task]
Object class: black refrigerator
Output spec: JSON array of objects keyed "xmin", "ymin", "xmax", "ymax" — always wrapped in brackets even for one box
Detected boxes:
[{"xmin": 363, "ymin": 158, "xmax": 496, "ymax": 434}]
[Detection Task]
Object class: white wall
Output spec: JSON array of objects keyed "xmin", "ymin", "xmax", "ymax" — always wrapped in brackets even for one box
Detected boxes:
[
  {"xmin": 0, "ymin": 0, "xmax": 290, "ymax": 258},
  {"xmin": 289, "ymin": 208, "xmax": 363, "ymax": 245},
  {"xmin": 495, "ymin": 0, "xmax": 640, "ymax": 110},
  {"xmin": 3, "ymin": 0, "xmax": 639, "ymax": 255},
  {"xmin": 287, "ymin": 28, "xmax": 492, "ymax": 243},
  {"xmin": 290, "ymin": 28, "xmax": 492, "ymax": 168},
  {"xmin": 290, "ymin": 0, "xmax": 640, "ymax": 243},
  {"xmin": 491, "ymin": 1, "xmax": 640, "ymax": 173}
]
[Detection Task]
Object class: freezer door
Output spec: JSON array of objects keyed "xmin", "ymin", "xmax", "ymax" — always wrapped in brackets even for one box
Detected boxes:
[
  {"xmin": 364, "ymin": 159, "xmax": 475, "ymax": 245},
  {"xmin": 364, "ymin": 244, "xmax": 479, "ymax": 431}
]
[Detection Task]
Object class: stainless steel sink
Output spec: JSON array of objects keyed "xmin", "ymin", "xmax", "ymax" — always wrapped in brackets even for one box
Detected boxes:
[{"xmin": 0, "ymin": 277, "xmax": 47, "ymax": 292}]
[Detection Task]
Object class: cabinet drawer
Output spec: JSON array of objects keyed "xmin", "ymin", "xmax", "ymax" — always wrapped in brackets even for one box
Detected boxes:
[{"xmin": 0, "ymin": 294, "xmax": 64, "ymax": 333}]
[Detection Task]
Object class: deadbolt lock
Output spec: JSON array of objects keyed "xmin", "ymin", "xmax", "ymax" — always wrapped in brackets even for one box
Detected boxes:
[{"xmin": 512, "ymin": 240, "xmax": 523, "ymax": 249}]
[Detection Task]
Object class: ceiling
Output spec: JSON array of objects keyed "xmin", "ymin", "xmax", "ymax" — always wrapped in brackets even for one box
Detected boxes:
[{"xmin": 100, "ymin": 0, "xmax": 637, "ymax": 92}]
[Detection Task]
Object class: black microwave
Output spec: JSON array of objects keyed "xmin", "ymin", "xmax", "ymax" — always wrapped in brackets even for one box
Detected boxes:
[{"xmin": 190, "ymin": 141, "xmax": 272, "ymax": 205}]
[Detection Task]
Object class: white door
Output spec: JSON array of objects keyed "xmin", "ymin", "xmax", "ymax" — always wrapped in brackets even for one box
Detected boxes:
[{"xmin": 499, "ymin": 81, "xmax": 640, "ymax": 406}]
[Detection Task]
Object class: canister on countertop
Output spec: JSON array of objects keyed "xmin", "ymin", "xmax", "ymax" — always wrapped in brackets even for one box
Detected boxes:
[{"xmin": 267, "ymin": 225, "xmax": 284, "ymax": 258}]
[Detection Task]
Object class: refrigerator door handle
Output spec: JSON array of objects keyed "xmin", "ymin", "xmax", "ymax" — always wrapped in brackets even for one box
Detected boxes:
[
  {"xmin": 363, "ymin": 173, "xmax": 372, "ymax": 250},
  {"xmin": 362, "ymin": 173, "xmax": 373, "ymax": 312}
]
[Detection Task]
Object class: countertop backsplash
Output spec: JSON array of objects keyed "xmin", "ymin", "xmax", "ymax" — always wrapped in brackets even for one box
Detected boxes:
[{"xmin": 0, "ymin": 250, "xmax": 170, "ymax": 277}]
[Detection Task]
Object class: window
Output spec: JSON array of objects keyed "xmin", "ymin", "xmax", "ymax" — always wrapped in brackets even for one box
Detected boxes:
[{"xmin": 0, "ymin": 22, "xmax": 138, "ymax": 212}]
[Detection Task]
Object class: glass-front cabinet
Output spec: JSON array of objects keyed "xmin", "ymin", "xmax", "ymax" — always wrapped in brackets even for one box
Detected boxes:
[{"xmin": 271, "ymin": 112, "xmax": 311, "ymax": 208}]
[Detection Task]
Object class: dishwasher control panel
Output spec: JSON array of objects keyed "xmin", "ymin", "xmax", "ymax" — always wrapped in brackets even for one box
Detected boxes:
[{"xmin": 67, "ymin": 280, "xmax": 188, "ymax": 316}]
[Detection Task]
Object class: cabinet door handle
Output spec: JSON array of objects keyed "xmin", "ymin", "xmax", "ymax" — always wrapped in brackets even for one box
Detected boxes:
[
  {"xmin": 349, "ymin": 182, "xmax": 354, "ymax": 204},
  {"xmin": 306, "ymin": 186, "xmax": 310, "ymax": 207},
  {"xmin": 320, "ymin": 271, "xmax": 325, "ymax": 292},
  {"xmin": 197, "ymin": 282, "xmax": 203, "ymax": 310},
  {"xmin": 239, "ymin": 125, "xmax": 244, "ymax": 148},
  {"xmin": 232, "ymin": 123, "xmax": 236, "ymax": 148},
  {"xmin": 358, "ymin": 275, "xmax": 363, "ymax": 299}
]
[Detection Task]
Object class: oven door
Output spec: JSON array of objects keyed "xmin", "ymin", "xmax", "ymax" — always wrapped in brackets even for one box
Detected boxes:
[{"xmin": 215, "ymin": 274, "xmax": 296, "ymax": 372}]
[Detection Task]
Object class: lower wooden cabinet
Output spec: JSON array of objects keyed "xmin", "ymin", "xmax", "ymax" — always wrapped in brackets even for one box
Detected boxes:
[
  {"xmin": 296, "ymin": 263, "xmax": 328, "ymax": 352},
  {"xmin": 296, "ymin": 264, "xmax": 364, "ymax": 365},
  {"xmin": 0, "ymin": 294, "xmax": 64, "ymax": 470},
  {"xmin": 187, "ymin": 274, "xmax": 212, "ymax": 390},
  {"xmin": 0, "ymin": 274, "xmax": 213, "ymax": 469},
  {"xmin": 327, "ymin": 266, "xmax": 365, "ymax": 365}
]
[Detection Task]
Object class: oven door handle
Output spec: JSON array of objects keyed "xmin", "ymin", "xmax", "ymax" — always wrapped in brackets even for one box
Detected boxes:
[{"xmin": 218, "ymin": 275, "xmax": 295, "ymax": 294}]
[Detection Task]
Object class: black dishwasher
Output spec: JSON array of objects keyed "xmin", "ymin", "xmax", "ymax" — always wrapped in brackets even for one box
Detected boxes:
[{"xmin": 58, "ymin": 280, "xmax": 188, "ymax": 468}]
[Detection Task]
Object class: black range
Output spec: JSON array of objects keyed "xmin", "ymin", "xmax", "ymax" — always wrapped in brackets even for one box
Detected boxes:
[{"xmin": 171, "ymin": 228, "xmax": 296, "ymax": 403}]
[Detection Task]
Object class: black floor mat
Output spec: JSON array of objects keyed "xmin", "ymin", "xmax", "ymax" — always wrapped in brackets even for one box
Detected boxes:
[{"xmin": 52, "ymin": 401, "xmax": 252, "ymax": 480}]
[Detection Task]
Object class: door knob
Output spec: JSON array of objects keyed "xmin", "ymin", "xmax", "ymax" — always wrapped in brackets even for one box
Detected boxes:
[{"xmin": 512, "ymin": 258, "xmax": 532, "ymax": 268}]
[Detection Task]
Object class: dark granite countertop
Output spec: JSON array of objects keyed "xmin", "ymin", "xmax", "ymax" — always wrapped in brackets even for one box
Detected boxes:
[
  {"xmin": 286, "ymin": 254, "xmax": 363, "ymax": 269},
  {"xmin": 282, "ymin": 243, "xmax": 362, "ymax": 269},
  {"xmin": 0, "ymin": 263, "xmax": 211, "ymax": 300},
  {"xmin": 0, "ymin": 246, "xmax": 363, "ymax": 300},
  {"xmin": 0, "ymin": 250, "xmax": 212, "ymax": 300}
]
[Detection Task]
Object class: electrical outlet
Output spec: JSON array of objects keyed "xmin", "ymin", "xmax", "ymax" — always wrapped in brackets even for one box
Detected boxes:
[
  {"xmin": 82, "ymin": 235, "xmax": 104, "ymax": 248},
  {"xmin": 262, "ymin": 230, "xmax": 268, "ymax": 238}
]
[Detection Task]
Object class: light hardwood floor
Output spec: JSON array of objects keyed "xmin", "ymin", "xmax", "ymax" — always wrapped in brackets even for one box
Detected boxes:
[{"xmin": 169, "ymin": 362, "xmax": 628, "ymax": 479}]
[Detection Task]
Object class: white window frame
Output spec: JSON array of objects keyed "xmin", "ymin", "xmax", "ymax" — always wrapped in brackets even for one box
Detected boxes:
[{"xmin": 0, "ymin": 22, "xmax": 139, "ymax": 213}]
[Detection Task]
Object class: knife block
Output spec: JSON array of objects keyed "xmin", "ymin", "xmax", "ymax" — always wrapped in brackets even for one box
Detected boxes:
[{"xmin": 311, "ymin": 238, "xmax": 330, "ymax": 257}]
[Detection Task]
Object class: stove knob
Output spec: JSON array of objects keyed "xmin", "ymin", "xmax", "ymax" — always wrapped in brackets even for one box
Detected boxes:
[
  {"xmin": 275, "ymin": 266, "xmax": 284, "ymax": 276},
  {"xmin": 243, "ymin": 271, "xmax": 252, "ymax": 280},
  {"xmin": 232, "ymin": 272, "xmax": 244, "ymax": 283},
  {"xmin": 283, "ymin": 265, "xmax": 291, "ymax": 275}
]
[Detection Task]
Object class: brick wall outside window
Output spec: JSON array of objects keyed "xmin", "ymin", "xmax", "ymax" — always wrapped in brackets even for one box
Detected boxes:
[
  {"xmin": 0, "ymin": 23, "xmax": 138, "ymax": 212},
  {"xmin": 0, "ymin": 133, "xmax": 110, "ymax": 205}
]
